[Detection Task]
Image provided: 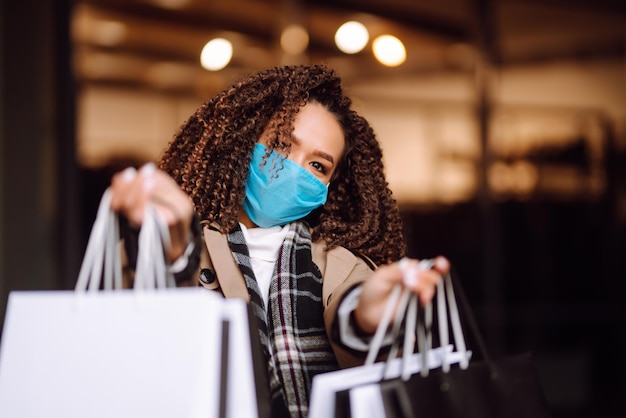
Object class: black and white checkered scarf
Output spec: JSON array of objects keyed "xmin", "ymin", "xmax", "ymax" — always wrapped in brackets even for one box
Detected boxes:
[{"xmin": 227, "ymin": 222, "xmax": 339, "ymax": 418}]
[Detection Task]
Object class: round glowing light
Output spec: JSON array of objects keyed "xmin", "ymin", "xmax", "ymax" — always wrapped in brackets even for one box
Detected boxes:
[
  {"xmin": 200, "ymin": 38, "xmax": 233, "ymax": 71},
  {"xmin": 281, "ymin": 24, "xmax": 309, "ymax": 55},
  {"xmin": 372, "ymin": 35, "xmax": 406, "ymax": 67},
  {"xmin": 93, "ymin": 21, "xmax": 127, "ymax": 46},
  {"xmin": 152, "ymin": 0, "xmax": 192, "ymax": 8},
  {"xmin": 334, "ymin": 21, "xmax": 369, "ymax": 54}
]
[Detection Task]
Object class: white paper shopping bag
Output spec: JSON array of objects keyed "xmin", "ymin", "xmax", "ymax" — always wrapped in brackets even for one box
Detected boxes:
[
  {"xmin": 349, "ymin": 383, "xmax": 387, "ymax": 418},
  {"xmin": 0, "ymin": 289, "xmax": 256, "ymax": 418},
  {"xmin": 0, "ymin": 189, "xmax": 262, "ymax": 418}
]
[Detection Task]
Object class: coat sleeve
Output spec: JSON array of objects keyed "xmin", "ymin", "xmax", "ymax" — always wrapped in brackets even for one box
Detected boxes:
[{"xmin": 314, "ymin": 244, "xmax": 375, "ymax": 369}]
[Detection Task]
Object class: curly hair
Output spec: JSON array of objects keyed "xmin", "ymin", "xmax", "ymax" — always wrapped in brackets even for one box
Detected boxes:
[{"xmin": 159, "ymin": 64, "xmax": 406, "ymax": 265}]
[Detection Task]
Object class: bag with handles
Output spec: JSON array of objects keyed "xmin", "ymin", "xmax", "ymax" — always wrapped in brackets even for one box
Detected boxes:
[
  {"xmin": 328, "ymin": 263, "xmax": 552, "ymax": 418},
  {"xmin": 308, "ymin": 260, "xmax": 472, "ymax": 418},
  {"xmin": 0, "ymin": 189, "xmax": 266, "ymax": 418}
]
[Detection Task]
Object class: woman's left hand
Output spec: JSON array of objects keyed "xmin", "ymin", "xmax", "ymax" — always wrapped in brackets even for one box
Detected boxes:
[
  {"xmin": 110, "ymin": 163, "xmax": 195, "ymax": 261},
  {"xmin": 353, "ymin": 256, "xmax": 450, "ymax": 334}
]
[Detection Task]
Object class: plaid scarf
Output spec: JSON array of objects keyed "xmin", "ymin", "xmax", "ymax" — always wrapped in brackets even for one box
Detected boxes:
[{"xmin": 227, "ymin": 222, "xmax": 338, "ymax": 418}]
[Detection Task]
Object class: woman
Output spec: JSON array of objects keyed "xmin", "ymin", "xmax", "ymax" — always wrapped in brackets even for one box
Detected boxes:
[{"xmin": 109, "ymin": 64, "xmax": 449, "ymax": 418}]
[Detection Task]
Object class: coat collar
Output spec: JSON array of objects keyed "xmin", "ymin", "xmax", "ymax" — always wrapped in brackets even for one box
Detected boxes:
[
  {"xmin": 201, "ymin": 224, "xmax": 360, "ymax": 306},
  {"xmin": 202, "ymin": 226, "xmax": 249, "ymax": 300}
]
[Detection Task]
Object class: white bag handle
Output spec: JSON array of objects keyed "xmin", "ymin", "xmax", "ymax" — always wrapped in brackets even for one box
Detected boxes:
[
  {"xmin": 134, "ymin": 203, "xmax": 175, "ymax": 290},
  {"xmin": 412, "ymin": 270, "xmax": 469, "ymax": 378},
  {"xmin": 364, "ymin": 259, "xmax": 434, "ymax": 367},
  {"xmin": 442, "ymin": 271, "xmax": 469, "ymax": 369},
  {"xmin": 75, "ymin": 187, "xmax": 174, "ymax": 292},
  {"xmin": 363, "ymin": 284, "xmax": 402, "ymax": 366},
  {"xmin": 363, "ymin": 258, "xmax": 471, "ymax": 380}
]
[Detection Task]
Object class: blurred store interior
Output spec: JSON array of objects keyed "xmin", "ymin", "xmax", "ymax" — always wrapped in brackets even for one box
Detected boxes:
[{"xmin": 1, "ymin": 0, "xmax": 625, "ymax": 417}]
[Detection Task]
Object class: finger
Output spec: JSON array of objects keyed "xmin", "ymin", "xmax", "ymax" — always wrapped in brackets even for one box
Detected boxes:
[
  {"xmin": 356, "ymin": 265, "xmax": 404, "ymax": 334},
  {"xmin": 398, "ymin": 258, "xmax": 427, "ymax": 288},
  {"xmin": 399, "ymin": 259, "xmax": 443, "ymax": 306},
  {"xmin": 405, "ymin": 271, "xmax": 439, "ymax": 307},
  {"xmin": 125, "ymin": 164, "xmax": 158, "ymax": 225},
  {"xmin": 110, "ymin": 167, "xmax": 137, "ymax": 211},
  {"xmin": 150, "ymin": 200, "xmax": 177, "ymax": 227},
  {"xmin": 419, "ymin": 283, "xmax": 436, "ymax": 307},
  {"xmin": 401, "ymin": 267, "xmax": 438, "ymax": 292},
  {"xmin": 434, "ymin": 256, "xmax": 450, "ymax": 274},
  {"xmin": 370, "ymin": 262, "xmax": 406, "ymax": 287},
  {"xmin": 149, "ymin": 188, "xmax": 188, "ymax": 226},
  {"xmin": 149, "ymin": 174, "xmax": 194, "ymax": 224},
  {"xmin": 113, "ymin": 164, "xmax": 156, "ymax": 226},
  {"xmin": 139, "ymin": 163, "xmax": 156, "ymax": 193}
]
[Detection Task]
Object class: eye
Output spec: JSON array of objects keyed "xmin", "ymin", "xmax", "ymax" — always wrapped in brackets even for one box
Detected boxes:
[{"xmin": 310, "ymin": 161, "xmax": 328, "ymax": 175}]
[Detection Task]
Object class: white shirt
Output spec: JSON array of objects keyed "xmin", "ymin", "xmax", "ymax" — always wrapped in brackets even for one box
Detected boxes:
[{"xmin": 239, "ymin": 223, "xmax": 290, "ymax": 306}]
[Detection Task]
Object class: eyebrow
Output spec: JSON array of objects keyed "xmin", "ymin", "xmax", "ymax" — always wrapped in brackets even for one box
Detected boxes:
[
  {"xmin": 292, "ymin": 137, "xmax": 335, "ymax": 166},
  {"xmin": 315, "ymin": 150, "xmax": 335, "ymax": 166}
]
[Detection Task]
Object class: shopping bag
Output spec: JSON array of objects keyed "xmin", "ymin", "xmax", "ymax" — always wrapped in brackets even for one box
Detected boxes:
[
  {"xmin": 378, "ymin": 352, "xmax": 550, "ymax": 418},
  {"xmin": 334, "ymin": 265, "xmax": 551, "ymax": 418},
  {"xmin": 324, "ymin": 346, "xmax": 469, "ymax": 418},
  {"xmin": 0, "ymin": 189, "xmax": 264, "ymax": 418},
  {"xmin": 308, "ymin": 260, "xmax": 472, "ymax": 418},
  {"xmin": 375, "ymin": 271, "xmax": 552, "ymax": 418}
]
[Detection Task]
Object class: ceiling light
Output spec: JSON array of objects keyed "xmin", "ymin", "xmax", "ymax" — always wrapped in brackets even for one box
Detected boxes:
[
  {"xmin": 372, "ymin": 35, "xmax": 406, "ymax": 67},
  {"xmin": 281, "ymin": 24, "xmax": 309, "ymax": 55},
  {"xmin": 151, "ymin": 0, "xmax": 192, "ymax": 9},
  {"xmin": 92, "ymin": 21, "xmax": 127, "ymax": 47},
  {"xmin": 334, "ymin": 21, "xmax": 369, "ymax": 54},
  {"xmin": 200, "ymin": 38, "xmax": 233, "ymax": 71}
]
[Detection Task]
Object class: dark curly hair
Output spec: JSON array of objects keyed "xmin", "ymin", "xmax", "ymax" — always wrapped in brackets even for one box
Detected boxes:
[{"xmin": 159, "ymin": 64, "xmax": 406, "ymax": 265}]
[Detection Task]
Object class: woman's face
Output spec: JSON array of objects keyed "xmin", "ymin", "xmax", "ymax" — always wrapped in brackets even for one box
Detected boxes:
[{"xmin": 261, "ymin": 101, "xmax": 345, "ymax": 185}]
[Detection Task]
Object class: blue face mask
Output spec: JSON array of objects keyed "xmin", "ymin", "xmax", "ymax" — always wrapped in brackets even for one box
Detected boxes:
[{"xmin": 244, "ymin": 143, "xmax": 328, "ymax": 228}]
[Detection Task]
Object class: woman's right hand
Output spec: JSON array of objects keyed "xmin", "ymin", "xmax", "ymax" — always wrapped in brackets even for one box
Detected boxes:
[
  {"xmin": 109, "ymin": 163, "xmax": 195, "ymax": 261},
  {"xmin": 354, "ymin": 256, "xmax": 450, "ymax": 335}
]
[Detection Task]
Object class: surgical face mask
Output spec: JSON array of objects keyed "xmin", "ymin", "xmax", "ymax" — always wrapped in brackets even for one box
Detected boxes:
[{"xmin": 244, "ymin": 143, "xmax": 328, "ymax": 228}]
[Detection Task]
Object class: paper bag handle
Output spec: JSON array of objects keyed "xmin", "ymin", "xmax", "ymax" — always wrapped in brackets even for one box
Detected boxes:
[
  {"xmin": 134, "ymin": 203, "xmax": 174, "ymax": 289},
  {"xmin": 364, "ymin": 260, "xmax": 472, "ymax": 381},
  {"xmin": 75, "ymin": 187, "xmax": 174, "ymax": 292},
  {"xmin": 363, "ymin": 259, "xmax": 435, "ymax": 366},
  {"xmin": 403, "ymin": 270, "xmax": 478, "ymax": 379}
]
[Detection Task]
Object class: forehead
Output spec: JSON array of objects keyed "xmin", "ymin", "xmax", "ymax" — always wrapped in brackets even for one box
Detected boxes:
[{"xmin": 292, "ymin": 101, "xmax": 345, "ymax": 159}]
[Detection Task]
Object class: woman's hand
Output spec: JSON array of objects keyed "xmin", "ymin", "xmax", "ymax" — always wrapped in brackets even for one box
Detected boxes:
[
  {"xmin": 109, "ymin": 163, "xmax": 194, "ymax": 261},
  {"xmin": 354, "ymin": 256, "xmax": 450, "ymax": 334}
]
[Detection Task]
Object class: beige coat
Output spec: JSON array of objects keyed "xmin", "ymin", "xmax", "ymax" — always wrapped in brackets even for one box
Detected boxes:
[{"xmin": 195, "ymin": 225, "xmax": 374, "ymax": 369}]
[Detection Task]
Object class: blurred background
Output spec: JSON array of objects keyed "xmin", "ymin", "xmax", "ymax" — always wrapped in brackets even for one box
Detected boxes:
[{"xmin": 1, "ymin": 0, "xmax": 624, "ymax": 416}]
